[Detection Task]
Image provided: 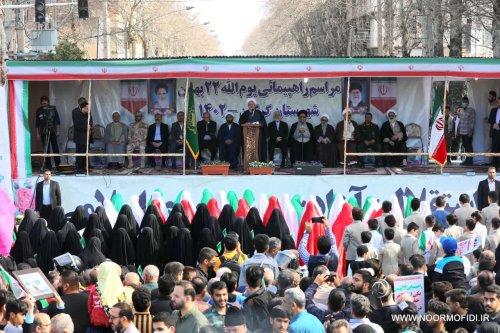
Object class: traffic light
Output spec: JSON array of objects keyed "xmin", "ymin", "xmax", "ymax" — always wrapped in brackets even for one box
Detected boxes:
[
  {"xmin": 78, "ymin": 0, "xmax": 89, "ymax": 19},
  {"xmin": 34, "ymin": 0, "xmax": 45, "ymax": 23}
]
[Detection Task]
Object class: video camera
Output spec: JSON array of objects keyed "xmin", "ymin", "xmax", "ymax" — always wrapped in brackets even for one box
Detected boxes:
[{"xmin": 39, "ymin": 107, "xmax": 56, "ymax": 132}]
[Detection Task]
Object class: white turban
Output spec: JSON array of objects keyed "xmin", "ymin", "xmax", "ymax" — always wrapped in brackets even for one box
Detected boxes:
[
  {"xmin": 342, "ymin": 109, "xmax": 351, "ymax": 116},
  {"xmin": 112, "ymin": 111, "xmax": 120, "ymax": 116},
  {"xmin": 320, "ymin": 114, "xmax": 329, "ymax": 121},
  {"xmin": 387, "ymin": 109, "xmax": 397, "ymax": 117},
  {"xmin": 246, "ymin": 97, "xmax": 257, "ymax": 106}
]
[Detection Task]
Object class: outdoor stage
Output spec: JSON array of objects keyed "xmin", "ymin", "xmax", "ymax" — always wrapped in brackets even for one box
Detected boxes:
[{"xmin": 25, "ymin": 164, "xmax": 490, "ymax": 214}]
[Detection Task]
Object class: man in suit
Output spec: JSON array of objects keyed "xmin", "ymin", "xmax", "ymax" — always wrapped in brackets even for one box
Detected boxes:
[
  {"xmin": 403, "ymin": 198, "xmax": 425, "ymax": 237},
  {"xmin": 146, "ymin": 112, "xmax": 169, "ymax": 168},
  {"xmin": 378, "ymin": 228, "xmax": 402, "ymax": 276},
  {"xmin": 35, "ymin": 169, "xmax": 61, "ymax": 220},
  {"xmin": 315, "ymin": 114, "xmax": 337, "ymax": 167},
  {"xmin": 400, "ymin": 223, "xmax": 422, "ymax": 264},
  {"xmin": 454, "ymin": 193, "xmax": 477, "ymax": 228},
  {"xmin": 342, "ymin": 207, "xmax": 369, "ymax": 274},
  {"xmin": 71, "ymin": 100, "xmax": 93, "ymax": 172},
  {"xmin": 169, "ymin": 111, "xmax": 186, "ymax": 169},
  {"xmin": 267, "ymin": 111, "xmax": 288, "ymax": 168},
  {"xmin": 218, "ymin": 114, "xmax": 241, "ymax": 169},
  {"xmin": 481, "ymin": 191, "xmax": 500, "ymax": 233},
  {"xmin": 477, "ymin": 167, "xmax": 500, "ymax": 210},
  {"xmin": 197, "ymin": 112, "xmax": 217, "ymax": 162},
  {"xmin": 485, "ymin": 218, "xmax": 500, "ymax": 251},
  {"xmin": 489, "ymin": 96, "xmax": 500, "ymax": 168}
]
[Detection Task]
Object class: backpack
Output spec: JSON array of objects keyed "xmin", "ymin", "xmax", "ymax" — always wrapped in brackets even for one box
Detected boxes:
[
  {"xmin": 220, "ymin": 253, "xmax": 241, "ymax": 270},
  {"xmin": 243, "ymin": 289, "xmax": 273, "ymax": 331}
]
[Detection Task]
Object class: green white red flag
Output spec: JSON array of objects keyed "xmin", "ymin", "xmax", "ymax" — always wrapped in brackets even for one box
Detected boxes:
[{"xmin": 429, "ymin": 87, "xmax": 447, "ymax": 166}]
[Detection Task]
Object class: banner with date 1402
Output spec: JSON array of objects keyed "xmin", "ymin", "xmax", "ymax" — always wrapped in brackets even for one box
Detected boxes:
[{"xmin": 175, "ymin": 79, "xmax": 343, "ymax": 128}]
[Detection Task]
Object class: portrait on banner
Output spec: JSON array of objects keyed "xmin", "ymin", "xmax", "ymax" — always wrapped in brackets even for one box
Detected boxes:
[
  {"xmin": 342, "ymin": 77, "xmax": 370, "ymax": 114},
  {"xmin": 149, "ymin": 79, "xmax": 176, "ymax": 115}
]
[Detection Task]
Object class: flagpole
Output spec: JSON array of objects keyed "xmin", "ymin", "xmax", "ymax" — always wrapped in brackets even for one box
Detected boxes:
[
  {"xmin": 86, "ymin": 80, "xmax": 92, "ymax": 176},
  {"xmin": 441, "ymin": 81, "xmax": 449, "ymax": 175},
  {"xmin": 343, "ymin": 77, "xmax": 351, "ymax": 175},
  {"xmin": 182, "ymin": 78, "xmax": 189, "ymax": 176}
]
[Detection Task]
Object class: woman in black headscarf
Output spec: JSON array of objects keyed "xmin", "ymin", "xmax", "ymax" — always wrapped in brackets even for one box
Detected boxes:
[
  {"xmin": 110, "ymin": 228, "xmax": 135, "ymax": 266},
  {"xmin": 10, "ymin": 231, "xmax": 33, "ymax": 264},
  {"xmin": 57, "ymin": 221, "xmax": 77, "ymax": 245},
  {"xmin": 18, "ymin": 209, "xmax": 37, "ymax": 235},
  {"xmin": 218, "ymin": 204, "xmax": 236, "ymax": 232},
  {"xmin": 164, "ymin": 212, "xmax": 186, "ymax": 232},
  {"xmin": 190, "ymin": 203, "xmax": 211, "ymax": 247},
  {"xmin": 266, "ymin": 209, "xmax": 295, "ymax": 251},
  {"xmin": 87, "ymin": 228, "xmax": 109, "ymax": 257},
  {"xmin": 69, "ymin": 205, "xmax": 87, "ymax": 231},
  {"xmin": 78, "ymin": 237, "xmax": 106, "ymax": 269},
  {"xmin": 36, "ymin": 230, "xmax": 60, "ymax": 275},
  {"xmin": 245, "ymin": 207, "xmax": 266, "ymax": 235},
  {"xmin": 205, "ymin": 216, "xmax": 224, "ymax": 253},
  {"xmin": 144, "ymin": 205, "xmax": 163, "ymax": 226},
  {"xmin": 61, "ymin": 228, "xmax": 83, "ymax": 256},
  {"xmin": 136, "ymin": 227, "xmax": 160, "ymax": 268},
  {"xmin": 95, "ymin": 206, "xmax": 113, "ymax": 237},
  {"xmin": 198, "ymin": 228, "xmax": 217, "ymax": 254},
  {"xmin": 176, "ymin": 228, "xmax": 196, "ymax": 267},
  {"xmin": 163, "ymin": 226, "xmax": 180, "ymax": 264},
  {"xmin": 114, "ymin": 214, "xmax": 136, "ymax": 246},
  {"xmin": 140, "ymin": 214, "xmax": 162, "ymax": 251},
  {"xmin": 119, "ymin": 204, "xmax": 138, "ymax": 235},
  {"xmin": 82, "ymin": 213, "xmax": 100, "ymax": 242},
  {"xmin": 167, "ymin": 204, "xmax": 189, "ymax": 227},
  {"xmin": 230, "ymin": 217, "xmax": 254, "ymax": 255},
  {"xmin": 48, "ymin": 206, "xmax": 66, "ymax": 232},
  {"xmin": 29, "ymin": 218, "xmax": 48, "ymax": 255}
]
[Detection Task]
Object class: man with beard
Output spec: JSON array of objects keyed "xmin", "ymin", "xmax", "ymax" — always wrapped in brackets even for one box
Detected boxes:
[
  {"xmin": 444, "ymin": 289, "xmax": 477, "ymax": 333},
  {"xmin": 35, "ymin": 169, "xmax": 61, "ymax": 220},
  {"xmin": 357, "ymin": 112, "xmax": 381, "ymax": 167},
  {"xmin": 380, "ymin": 109, "xmax": 407, "ymax": 167},
  {"xmin": 268, "ymin": 111, "xmax": 289, "ymax": 168},
  {"xmin": 348, "ymin": 83, "xmax": 368, "ymax": 113},
  {"xmin": 484, "ymin": 285, "xmax": 500, "ymax": 323},
  {"xmin": 46, "ymin": 270, "xmax": 89, "ymax": 333},
  {"xmin": 314, "ymin": 114, "xmax": 337, "ymax": 167},
  {"xmin": 203, "ymin": 281, "xmax": 229, "ymax": 333},
  {"xmin": 457, "ymin": 96, "xmax": 475, "ymax": 166},
  {"xmin": 196, "ymin": 247, "xmax": 217, "ymax": 280},
  {"xmin": 477, "ymin": 167, "xmax": 500, "ymax": 211},
  {"xmin": 350, "ymin": 270, "xmax": 381, "ymax": 310},
  {"xmin": 425, "ymin": 301, "xmax": 450, "ymax": 333},
  {"xmin": 488, "ymin": 96, "xmax": 500, "ymax": 168},
  {"xmin": 288, "ymin": 110, "xmax": 315, "ymax": 163},
  {"xmin": 104, "ymin": 111, "xmax": 128, "ymax": 169},
  {"xmin": 218, "ymin": 114, "xmax": 241, "ymax": 169},
  {"xmin": 336, "ymin": 109, "xmax": 359, "ymax": 166},
  {"xmin": 170, "ymin": 281, "xmax": 208, "ymax": 332},
  {"xmin": 197, "ymin": 112, "xmax": 217, "ymax": 161},
  {"xmin": 239, "ymin": 97, "xmax": 267, "ymax": 161},
  {"xmin": 126, "ymin": 111, "xmax": 148, "ymax": 169},
  {"xmin": 146, "ymin": 112, "xmax": 169, "ymax": 168},
  {"xmin": 109, "ymin": 303, "xmax": 139, "ymax": 333},
  {"xmin": 170, "ymin": 111, "xmax": 187, "ymax": 169},
  {"xmin": 72, "ymin": 100, "xmax": 93, "ymax": 172},
  {"xmin": 35, "ymin": 96, "xmax": 61, "ymax": 168}
]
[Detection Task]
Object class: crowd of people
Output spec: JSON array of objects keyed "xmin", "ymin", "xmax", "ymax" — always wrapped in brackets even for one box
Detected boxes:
[{"xmin": 4, "ymin": 167, "xmax": 500, "ymax": 333}]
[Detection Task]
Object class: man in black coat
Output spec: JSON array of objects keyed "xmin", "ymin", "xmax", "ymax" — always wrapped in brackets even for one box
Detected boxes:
[
  {"xmin": 71, "ymin": 99, "xmax": 93, "ymax": 172},
  {"xmin": 35, "ymin": 169, "xmax": 61, "ymax": 220},
  {"xmin": 238, "ymin": 97, "xmax": 267, "ymax": 161},
  {"xmin": 380, "ymin": 109, "xmax": 407, "ymax": 167},
  {"xmin": 146, "ymin": 112, "xmax": 169, "ymax": 167},
  {"xmin": 489, "ymin": 96, "xmax": 500, "ymax": 168},
  {"xmin": 288, "ymin": 110, "xmax": 315, "ymax": 163},
  {"xmin": 169, "ymin": 111, "xmax": 187, "ymax": 169},
  {"xmin": 218, "ymin": 114, "xmax": 241, "ymax": 169},
  {"xmin": 477, "ymin": 166, "xmax": 500, "ymax": 210},
  {"xmin": 197, "ymin": 111, "xmax": 217, "ymax": 161},
  {"xmin": 267, "ymin": 111, "xmax": 288, "ymax": 167}
]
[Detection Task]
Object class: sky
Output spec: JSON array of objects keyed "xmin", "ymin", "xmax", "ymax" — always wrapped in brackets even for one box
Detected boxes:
[{"xmin": 185, "ymin": 0, "xmax": 266, "ymax": 55}]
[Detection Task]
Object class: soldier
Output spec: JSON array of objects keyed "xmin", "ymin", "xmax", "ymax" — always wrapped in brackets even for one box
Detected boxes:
[
  {"xmin": 127, "ymin": 111, "xmax": 148, "ymax": 168},
  {"xmin": 357, "ymin": 112, "xmax": 381, "ymax": 167}
]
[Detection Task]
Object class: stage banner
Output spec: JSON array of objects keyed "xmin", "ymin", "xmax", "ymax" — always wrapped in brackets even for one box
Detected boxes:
[
  {"xmin": 120, "ymin": 80, "xmax": 148, "ymax": 114},
  {"xmin": 371, "ymin": 78, "xmax": 397, "ymax": 113},
  {"xmin": 176, "ymin": 79, "xmax": 343, "ymax": 128}
]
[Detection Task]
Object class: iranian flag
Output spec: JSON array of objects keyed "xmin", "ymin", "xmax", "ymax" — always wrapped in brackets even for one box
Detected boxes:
[
  {"xmin": 362, "ymin": 196, "xmax": 383, "ymax": 223},
  {"xmin": 371, "ymin": 78, "xmax": 397, "ymax": 113},
  {"xmin": 429, "ymin": 88, "xmax": 447, "ymax": 166},
  {"xmin": 120, "ymin": 80, "xmax": 148, "ymax": 114},
  {"xmin": 0, "ymin": 265, "xmax": 26, "ymax": 299}
]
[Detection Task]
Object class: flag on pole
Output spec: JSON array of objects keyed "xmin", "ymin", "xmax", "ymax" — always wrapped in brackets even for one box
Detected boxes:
[
  {"xmin": 185, "ymin": 83, "xmax": 199, "ymax": 160},
  {"xmin": 0, "ymin": 265, "xmax": 26, "ymax": 299},
  {"xmin": 429, "ymin": 87, "xmax": 447, "ymax": 166}
]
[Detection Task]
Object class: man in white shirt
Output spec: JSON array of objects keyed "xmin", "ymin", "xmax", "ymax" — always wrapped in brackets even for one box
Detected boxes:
[
  {"xmin": 368, "ymin": 219, "xmax": 383, "ymax": 251},
  {"xmin": 35, "ymin": 169, "xmax": 61, "ymax": 220}
]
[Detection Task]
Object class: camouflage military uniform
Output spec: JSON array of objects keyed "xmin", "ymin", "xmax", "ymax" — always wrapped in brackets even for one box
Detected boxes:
[{"xmin": 127, "ymin": 121, "xmax": 148, "ymax": 168}]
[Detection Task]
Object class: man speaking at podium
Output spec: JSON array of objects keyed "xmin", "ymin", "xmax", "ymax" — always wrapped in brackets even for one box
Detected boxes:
[{"xmin": 238, "ymin": 97, "xmax": 268, "ymax": 161}]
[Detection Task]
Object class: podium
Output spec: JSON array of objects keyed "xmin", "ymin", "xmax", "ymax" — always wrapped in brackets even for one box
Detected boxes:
[{"xmin": 241, "ymin": 123, "xmax": 261, "ymax": 172}]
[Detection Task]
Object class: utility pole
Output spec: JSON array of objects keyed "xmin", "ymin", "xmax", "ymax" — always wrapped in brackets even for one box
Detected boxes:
[
  {"xmin": 377, "ymin": 0, "xmax": 383, "ymax": 56},
  {"xmin": 98, "ymin": 0, "xmax": 109, "ymax": 59},
  {"xmin": 0, "ymin": 0, "xmax": 7, "ymax": 61},
  {"xmin": 15, "ymin": 0, "xmax": 25, "ymax": 53}
]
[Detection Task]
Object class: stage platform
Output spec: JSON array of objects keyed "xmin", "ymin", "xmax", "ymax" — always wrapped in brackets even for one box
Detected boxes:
[{"xmin": 17, "ymin": 164, "xmax": 490, "ymax": 215}]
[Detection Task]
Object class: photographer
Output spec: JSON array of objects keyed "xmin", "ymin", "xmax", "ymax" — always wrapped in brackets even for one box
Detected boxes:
[{"xmin": 35, "ymin": 96, "xmax": 61, "ymax": 168}]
